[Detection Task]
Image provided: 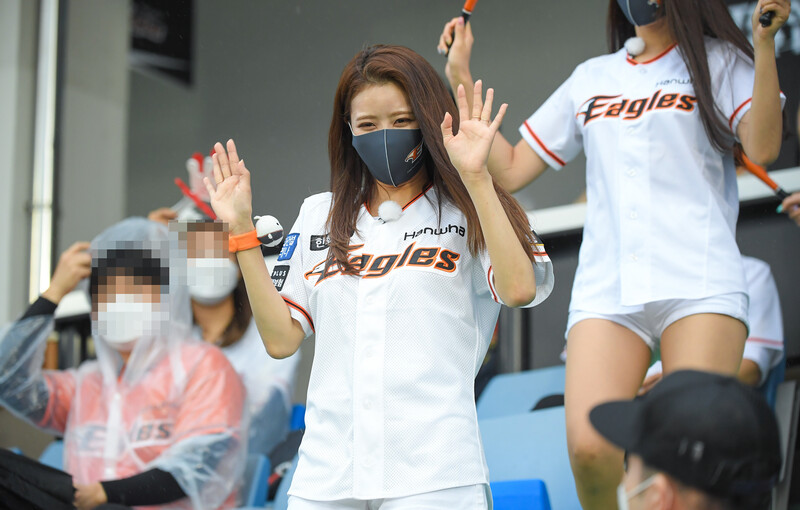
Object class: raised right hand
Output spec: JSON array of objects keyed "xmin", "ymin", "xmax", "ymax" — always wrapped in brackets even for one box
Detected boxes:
[
  {"xmin": 437, "ymin": 17, "xmax": 474, "ymax": 85},
  {"xmin": 42, "ymin": 242, "xmax": 92, "ymax": 304},
  {"xmin": 204, "ymin": 139, "xmax": 255, "ymax": 235},
  {"xmin": 780, "ymin": 192, "xmax": 800, "ymax": 226}
]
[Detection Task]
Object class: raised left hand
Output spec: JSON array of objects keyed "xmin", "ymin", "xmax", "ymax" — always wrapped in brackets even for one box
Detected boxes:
[
  {"xmin": 751, "ymin": 0, "xmax": 791, "ymax": 43},
  {"xmin": 441, "ymin": 80, "xmax": 507, "ymax": 187},
  {"xmin": 74, "ymin": 482, "xmax": 108, "ymax": 510}
]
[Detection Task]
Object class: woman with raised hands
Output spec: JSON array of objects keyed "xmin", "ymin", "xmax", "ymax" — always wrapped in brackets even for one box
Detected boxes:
[{"xmin": 204, "ymin": 45, "xmax": 553, "ymax": 509}]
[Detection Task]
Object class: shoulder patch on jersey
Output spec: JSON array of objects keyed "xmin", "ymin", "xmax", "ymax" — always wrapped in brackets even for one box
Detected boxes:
[
  {"xmin": 310, "ymin": 235, "xmax": 330, "ymax": 251},
  {"xmin": 278, "ymin": 233, "xmax": 300, "ymax": 261},
  {"xmin": 271, "ymin": 265, "xmax": 290, "ymax": 291}
]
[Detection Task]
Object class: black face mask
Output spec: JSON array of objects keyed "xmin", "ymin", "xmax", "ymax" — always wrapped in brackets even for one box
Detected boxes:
[
  {"xmin": 351, "ymin": 127, "xmax": 424, "ymax": 187},
  {"xmin": 617, "ymin": 0, "xmax": 663, "ymax": 26}
]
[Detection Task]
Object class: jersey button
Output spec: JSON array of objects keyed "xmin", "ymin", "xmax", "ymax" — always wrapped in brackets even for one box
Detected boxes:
[
  {"xmin": 626, "ymin": 127, "xmax": 636, "ymax": 135},
  {"xmin": 363, "ymin": 399, "xmax": 373, "ymax": 410},
  {"xmin": 629, "ymin": 254, "xmax": 639, "ymax": 262},
  {"xmin": 629, "ymin": 211, "xmax": 638, "ymax": 220},
  {"xmin": 627, "ymin": 168, "xmax": 637, "ymax": 177}
]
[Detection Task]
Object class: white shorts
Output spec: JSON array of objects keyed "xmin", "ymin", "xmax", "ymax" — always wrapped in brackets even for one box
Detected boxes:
[
  {"xmin": 566, "ymin": 293, "xmax": 749, "ymax": 351},
  {"xmin": 287, "ymin": 484, "xmax": 490, "ymax": 510}
]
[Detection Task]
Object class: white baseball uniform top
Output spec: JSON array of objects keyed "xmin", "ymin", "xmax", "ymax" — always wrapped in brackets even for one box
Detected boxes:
[
  {"xmin": 521, "ymin": 38, "xmax": 785, "ymax": 313},
  {"xmin": 271, "ymin": 185, "xmax": 553, "ymax": 500},
  {"xmin": 646, "ymin": 256, "xmax": 784, "ymax": 385}
]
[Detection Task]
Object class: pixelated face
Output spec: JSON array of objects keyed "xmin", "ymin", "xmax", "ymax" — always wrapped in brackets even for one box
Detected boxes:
[
  {"xmin": 95, "ymin": 269, "xmax": 163, "ymax": 305},
  {"xmin": 174, "ymin": 219, "xmax": 235, "ymax": 262},
  {"xmin": 91, "ymin": 246, "xmax": 169, "ymax": 347},
  {"xmin": 171, "ymin": 220, "xmax": 240, "ymax": 303}
]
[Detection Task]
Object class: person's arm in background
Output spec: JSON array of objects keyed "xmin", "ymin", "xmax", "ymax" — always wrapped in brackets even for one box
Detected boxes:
[
  {"xmin": 735, "ymin": 0, "xmax": 789, "ymax": 165},
  {"xmin": 738, "ymin": 359, "xmax": 762, "ymax": 386},
  {"xmin": 0, "ymin": 242, "xmax": 90, "ymax": 428},
  {"xmin": 75, "ymin": 470, "xmax": 187, "ymax": 510},
  {"xmin": 437, "ymin": 18, "xmax": 549, "ymax": 192}
]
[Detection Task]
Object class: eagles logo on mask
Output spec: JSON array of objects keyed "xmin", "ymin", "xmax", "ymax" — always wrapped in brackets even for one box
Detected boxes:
[
  {"xmin": 350, "ymin": 127, "xmax": 425, "ymax": 187},
  {"xmin": 617, "ymin": 0, "xmax": 664, "ymax": 26}
]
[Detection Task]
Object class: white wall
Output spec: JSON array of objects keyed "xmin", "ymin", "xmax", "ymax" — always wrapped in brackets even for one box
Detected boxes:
[
  {"xmin": 56, "ymin": 0, "xmax": 129, "ymax": 254},
  {"xmin": 0, "ymin": 0, "xmax": 38, "ymax": 324},
  {"xmin": 125, "ymin": 0, "xmax": 608, "ymax": 225}
]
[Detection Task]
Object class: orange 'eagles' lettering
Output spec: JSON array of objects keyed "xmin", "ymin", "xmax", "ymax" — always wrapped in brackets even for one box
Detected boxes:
[
  {"xmin": 576, "ymin": 90, "xmax": 697, "ymax": 126},
  {"xmin": 304, "ymin": 242, "xmax": 461, "ymax": 285}
]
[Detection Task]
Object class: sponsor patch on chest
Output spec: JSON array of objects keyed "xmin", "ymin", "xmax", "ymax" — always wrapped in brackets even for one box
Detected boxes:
[
  {"xmin": 272, "ymin": 265, "xmax": 290, "ymax": 291},
  {"xmin": 278, "ymin": 233, "xmax": 300, "ymax": 261}
]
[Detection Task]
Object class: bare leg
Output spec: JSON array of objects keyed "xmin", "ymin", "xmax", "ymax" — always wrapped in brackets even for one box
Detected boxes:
[
  {"xmin": 660, "ymin": 313, "xmax": 746, "ymax": 375},
  {"xmin": 565, "ymin": 319, "xmax": 652, "ymax": 510}
]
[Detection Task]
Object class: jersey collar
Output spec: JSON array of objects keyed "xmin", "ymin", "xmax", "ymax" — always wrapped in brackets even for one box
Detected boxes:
[{"xmin": 625, "ymin": 43, "xmax": 677, "ymax": 66}]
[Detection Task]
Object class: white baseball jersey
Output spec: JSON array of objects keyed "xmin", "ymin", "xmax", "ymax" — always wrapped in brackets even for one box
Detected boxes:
[
  {"xmin": 646, "ymin": 256, "xmax": 784, "ymax": 385},
  {"xmin": 521, "ymin": 38, "xmax": 785, "ymax": 313},
  {"xmin": 271, "ymin": 186, "xmax": 553, "ymax": 500}
]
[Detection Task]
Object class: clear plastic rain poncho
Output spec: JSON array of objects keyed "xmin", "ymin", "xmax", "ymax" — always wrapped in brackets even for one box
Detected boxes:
[{"xmin": 0, "ymin": 218, "xmax": 247, "ymax": 510}]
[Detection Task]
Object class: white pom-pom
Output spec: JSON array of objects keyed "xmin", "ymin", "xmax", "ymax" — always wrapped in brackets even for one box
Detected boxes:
[
  {"xmin": 624, "ymin": 37, "xmax": 645, "ymax": 57},
  {"xmin": 378, "ymin": 200, "xmax": 402, "ymax": 222},
  {"xmin": 254, "ymin": 215, "xmax": 284, "ymax": 247}
]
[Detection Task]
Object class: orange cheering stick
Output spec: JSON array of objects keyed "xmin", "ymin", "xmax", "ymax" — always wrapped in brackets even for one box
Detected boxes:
[
  {"xmin": 735, "ymin": 146, "xmax": 790, "ymax": 200},
  {"xmin": 444, "ymin": 0, "xmax": 480, "ymax": 56}
]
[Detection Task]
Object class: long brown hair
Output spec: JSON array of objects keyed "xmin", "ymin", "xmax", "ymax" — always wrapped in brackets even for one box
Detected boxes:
[
  {"xmin": 607, "ymin": 0, "xmax": 753, "ymax": 152},
  {"xmin": 327, "ymin": 45, "xmax": 536, "ymax": 273}
]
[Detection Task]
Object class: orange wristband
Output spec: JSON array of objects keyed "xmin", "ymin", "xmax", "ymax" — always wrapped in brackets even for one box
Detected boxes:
[{"xmin": 228, "ymin": 230, "xmax": 261, "ymax": 253}]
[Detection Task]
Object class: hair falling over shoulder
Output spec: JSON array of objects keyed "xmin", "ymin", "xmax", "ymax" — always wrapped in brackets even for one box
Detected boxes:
[
  {"xmin": 326, "ymin": 44, "xmax": 537, "ymax": 274},
  {"xmin": 607, "ymin": 0, "xmax": 754, "ymax": 152}
]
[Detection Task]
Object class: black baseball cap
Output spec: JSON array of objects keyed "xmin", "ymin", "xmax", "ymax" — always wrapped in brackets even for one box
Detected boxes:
[{"xmin": 590, "ymin": 370, "xmax": 781, "ymax": 499}]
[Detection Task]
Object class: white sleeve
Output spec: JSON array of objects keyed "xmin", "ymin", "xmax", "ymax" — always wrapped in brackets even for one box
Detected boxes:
[
  {"xmin": 741, "ymin": 257, "xmax": 784, "ymax": 385},
  {"xmin": 476, "ymin": 227, "xmax": 554, "ymax": 308},
  {"xmin": 518, "ymin": 68, "xmax": 584, "ymax": 170},
  {"xmin": 714, "ymin": 43, "xmax": 786, "ymax": 138},
  {"xmin": 271, "ymin": 202, "xmax": 314, "ymax": 338}
]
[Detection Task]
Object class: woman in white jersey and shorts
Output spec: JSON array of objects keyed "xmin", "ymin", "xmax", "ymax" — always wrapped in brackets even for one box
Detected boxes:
[
  {"xmin": 438, "ymin": 0, "xmax": 788, "ymax": 507},
  {"xmin": 203, "ymin": 45, "xmax": 554, "ymax": 509}
]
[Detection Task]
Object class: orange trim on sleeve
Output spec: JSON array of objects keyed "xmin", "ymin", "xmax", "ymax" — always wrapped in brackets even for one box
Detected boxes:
[
  {"xmin": 487, "ymin": 266, "xmax": 500, "ymax": 303},
  {"xmin": 283, "ymin": 297, "xmax": 315, "ymax": 332},
  {"xmin": 729, "ymin": 98, "xmax": 752, "ymax": 130},
  {"xmin": 746, "ymin": 337, "xmax": 783, "ymax": 348},
  {"xmin": 523, "ymin": 121, "xmax": 566, "ymax": 167}
]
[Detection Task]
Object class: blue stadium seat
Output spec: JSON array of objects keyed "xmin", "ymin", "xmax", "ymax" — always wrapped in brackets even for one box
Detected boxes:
[
  {"xmin": 38, "ymin": 439, "xmax": 64, "ymax": 470},
  {"xmin": 290, "ymin": 404, "xmax": 305, "ymax": 431},
  {"xmin": 272, "ymin": 455, "xmax": 298, "ymax": 510},
  {"xmin": 760, "ymin": 352, "xmax": 786, "ymax": 410},
  {"xmin": 491, "ymin": 479, "xmax": 551, "ymax": 510},
  {"xmin": 240, "ymin": 453, "xmax": 271, "ymax": 507},
  {"xmin": 477, "ymin": 365, "xmax": 565, "ymax": 420},
  {"xmin": 480, "ymin": 407, "xmax": 580, "ymax": 510}
]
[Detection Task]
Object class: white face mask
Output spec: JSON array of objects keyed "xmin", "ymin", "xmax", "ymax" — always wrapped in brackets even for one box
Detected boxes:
[
  {"xmin": 617, "ymin": 474, "xmax": 657, "ymax": 510},
  {"xmin": 97, "ymin": 296, "xmax": 164, "ymax": 350},
  {"xmin": 186, "ymin": 257, "xmax": 239, "ymax": 305}
]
